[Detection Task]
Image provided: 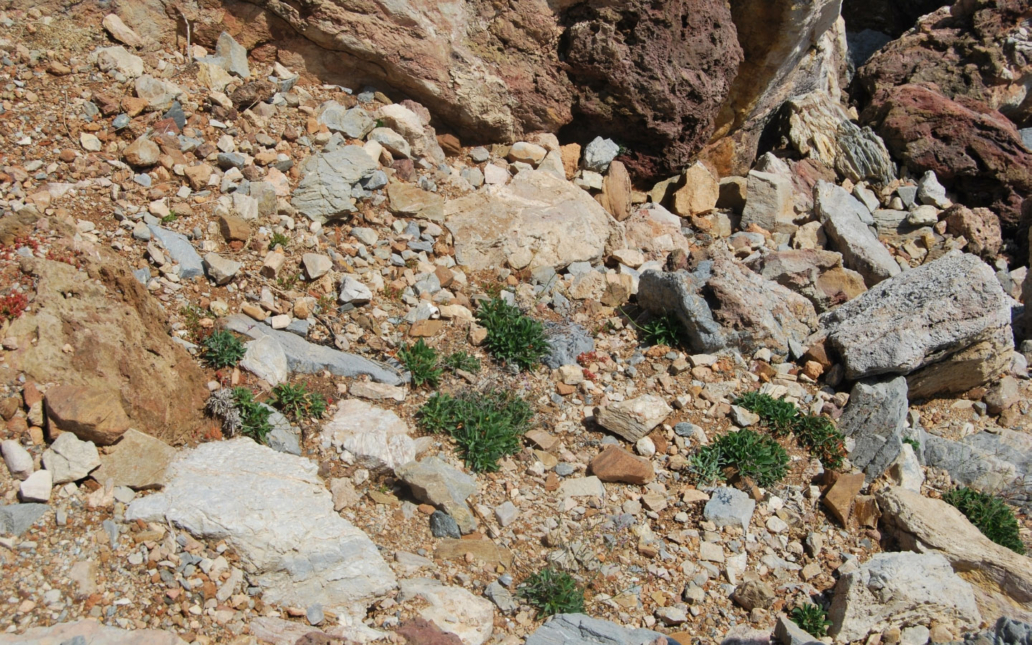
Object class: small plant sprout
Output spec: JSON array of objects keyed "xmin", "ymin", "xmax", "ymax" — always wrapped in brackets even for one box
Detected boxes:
[
  {"xmin": 943, "ymin": 487, "xmax": 1025, "ymax": 554},
  {"xmin": 476, "ymin": 298, "xmax": 549, "ymax": 371},
  {"xmin": 791, "ymin": 603, "xmax": 831, "ymax": 637},
  {"xmin": 270, "ymin": 383, "xmax": 327, "ymax": 421},
  {"xmin": 419, "ymin": 390, "xmax": 533, "ymax": 472},
  {"xmin": 398, "ymin": 339, "xmax": 442, "ymax": 388},
  {"xmin": 518, "ymin": 567, "xmax": 585, "ymax": 618},
  {"xmin": 202, "ymin": 329, "xmax": 246, "ymax": 369}
]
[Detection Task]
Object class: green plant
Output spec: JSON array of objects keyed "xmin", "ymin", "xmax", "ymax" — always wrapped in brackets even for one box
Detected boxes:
[
  {"xmin": 690, "ymin": 428, "xmax": 789, "ymax": 487},
  {"xmin": 419, "ymin": 390, "xmax": 533, "ymax": 472},
  {"xmin": 203, "ymin": 329, "xmax": 246, "ymax": 369},
  {"xmin": 476, "ymin": 298, "xmax": 549, "ymax": 371},
  {"xmin": 903, "ymin": 437, "xmax": 921, "ymax": 451},
  {"xmin": 625, "ymin": 311, "xmax": 681, "ymax": 348},
  {"xmin": 277, "ymin": 271, "xmax": 300, "ymax": 290},
  {"xmin": 270, "ymin": 232, "xmax": 290, "ymax": 250},
  {"xmin": 791, "ymin": 603, "xmax": 831, "ymax": 638},
  {"xmin": 735, "ymin": 391, "xmax": 798, "ymax": 437},
  {"xmin": 518, "ymin": 567, "xmax": 585, "ymax": 618},
  {"xmin": 445, "ymin": 351, "xmax": 481, "ymax": 373},
  {"xmin": 160, "ymin": 210, "xmax": 177, "ymax": 224},
  {"xmin": 398, "ymin": 339, "xmax": 442, "ymax": 388},
  {"xmin": 270, "ymin": 382, "xmax": 327, "ymax": 420},
  {"xmin": 943, "ymin": 487, "xmax": 1026, "ymax": 554},
  {"xmin": 232, "ymin": 388, "xmax": 273, "ymax": 444}
]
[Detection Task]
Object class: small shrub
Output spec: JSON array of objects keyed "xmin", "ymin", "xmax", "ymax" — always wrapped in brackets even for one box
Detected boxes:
[
  {"xmin": 943, "ymin": 487, "xmax": 1026, "ymax": 554},
  {"xmin": 903, "ymin": 437, "xmax": 921, "ymax": 451},
  {"xmin": 269, "ymin": 232, "xmax": 290, "ymax": 250},
  {"xmin": 203, "ymin": 330, "xmax": 246, "ymax": 369},
  {"xmin": 735, "ymin": 391, "xmax": 798, "ymax": 437},
  {"xmin": 476, "ymin": 298, "xmax": 549, "ymax": 371},
  {"xmin": 691, "ymin": 428, "xmax": 789, "ymax": 487},
  {"xmin": 519, "ymin": 567, "xmax": 585, "ymax": 618},
  {"xmin": 418, "ymin": 390, "xmax": 533, "ymax": 472},
  {"xmin": 398, "ymin": 339, "xmax": 442, "ymax": 388},
  {"xmin": 444, "ymin": 351, "xmax": 481, "ymax": 373},
  {"xmin": 270, "ymin": 383, "xmax": 327, "ymax": 420},
  {"xmin": 734, "ymin": 391, "xmax": 847, "ymax": 471},
  {"xmin": 161, "ymin": 210, "xmax": 177, "ymax": 224},
  {"xmin": 791, "ymin": 603, "xmax": 831, "ymax": 637},
  {"xmin": 232, "ymin": 388, "xmax": 273, "ymax": 444},
  {"xmin": 635, "ymin": 313, "xmax": 682, "ymax": 348}
]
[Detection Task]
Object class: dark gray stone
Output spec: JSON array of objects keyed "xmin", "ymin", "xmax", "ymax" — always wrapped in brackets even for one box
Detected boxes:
[
  {"xmin": 429, "ymin": 510, "xmax": 460, "ymax": 538},
  {"xmin": 217, "ymin": 152, "xmax": 246, "ymax": 170},
  {"xmin": 0, "ymin": 503, "xmax": 48, "ymax": 536},
  {"xmin": 839, "ymin": 376, "xmax": 907, "ymax": 481}
]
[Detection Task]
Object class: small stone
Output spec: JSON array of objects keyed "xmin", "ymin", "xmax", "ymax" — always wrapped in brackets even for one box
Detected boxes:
[
  {"xmin": 733, "ymin": 580, "xmax": 775, "ymax": 610},
  {"xmin": 583, "ymin": 137, "xmax": 620, "ymax": 172},
  {"xmin": 495, "ymin": 501, "xmax": 518, "ymax": 527},
  {"xmin": 302, "ymin": 253, "xmax": 333, "ymax": 280},
  {"xmin": 1, "ymin": 440, "xmax": 33, "ymax": 480},
  {"xmin": 306, "ymin": 604, "xmax": 324, "ymax": 626},
  {"xmin": 822, "ymin": 472, "xmax": 865, "ymax": 526},
  {"xmin": 699, "ymin": 541, "xmax": 724, "ymax": 562},
  {"xmin": 595, "ymin": 395, "xmax": 672, "ymax": 442},
  {"xmin": 20, "ymin": 470, "xmax": 52, "ymax": 503},
  {"xmin": 203, "ymin": 253, "xmax": 242, "ymax": 285},
  {"xmin": 429, "ymin": 510, "xmax": 461, "ymax": 538},
  {"xmin": 635, "ymin": 436, "xmax": 656, "ymax": 457},
  {"xmin": 704, "ymin": 487, "xmax": 756, "ymax": 531},
  {"xmin": 123, "ymin": 136, "xmax": 160, "ymax": 167},
  {"xmin": 589, "ymin": 446, "xmax": 654, "ymax": 485}
]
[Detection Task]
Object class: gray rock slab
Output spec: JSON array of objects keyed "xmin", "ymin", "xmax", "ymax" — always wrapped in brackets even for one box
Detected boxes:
[
  {"xmin": 543, "ymin": 323, "xmax": 595, "ymax": 369},
  {"xmin": 223, "ymin": 314, "xmax": 405, "ymax": 385},
  {"xmin": 818, "ymin": 252, "xmax": 1012, "ymax": 380},
  {"xmin": 704, "ymin": 487, "xmax": 756, "ymax": 532},
  {"xmin": 838, "ymin": 376, "xmax": 908, "ymax": 481},
  {"xmin": 815, "ymin": 181, "xmax": 900, "ymax": 286},
  {"xmin": 42, "ymin": 432, "xmax": 101, "ymax": 484},
  {"xmin": 291, "ymin": 146, "xmax": 377, "ymax": 223},
  {"xmin": 147, "ymin": 225, "xmax": 203, "ymax": 279},
  {"xmin": 126, "ymin": 438, "xmax": 396, "ymax": 616},
  {"xmin": 0, "ymin": 503, "xmax": 48, "ymax": 536},
  {"xmin": 0, "ymin": 619, "xmax": 183, "ymax": 644},
  {"xmin": 525, "ymin": 613, "xmax": 669, "ymax": 645},
  {"xmin": 396, "ymin": 457, "xmax": 477, "ymax": 533}
]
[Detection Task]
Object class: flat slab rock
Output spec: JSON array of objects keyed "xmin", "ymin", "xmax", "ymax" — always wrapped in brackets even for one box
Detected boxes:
[
  {"xmin": 525, "ymin": 613, "xmax": 670, "ymax": 645},
  {"xmin": 223, "ymin": 314, "xmax": 405, "ymax": 385},
  {"xmin": 818, "ymin": 252, "xmax": 1012, "ymax": 380},
  {"xmin": 0, "ymin": 619, "xmax": 185, "ymax": 644},
  {"xmin": 126, "ymin": 438, "xmax": 396, "ymax": 616},
  {"xmin": 398, "ymin": 578, "xmax": 495, "ymax": 645},
  {"xmin": 320, "ymin": 399, "xmax": 416, "ymax": 473}
]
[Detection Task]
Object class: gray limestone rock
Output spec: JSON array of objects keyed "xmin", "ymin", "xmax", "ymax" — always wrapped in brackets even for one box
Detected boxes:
[
  {"xmin": 818, "ymin": 252, "xmax": 1012, "ymax": 381},
  {"xmin": 291, "ymin": 146, "xmax": 377, "ymax": 223},
  {"xmin": 223, "ymin": 314, "xmax": 405, "ymax": 384},
  {"xmin": 704, "ymin": 487, "xmax": 756, "ymax": 532},
  {"xmin": 147, "ymin": 225, "xmax": 204, "ymax": 279},
  {"xmin": 397, "ymin": 457, "xmax": 477, "ymax": 533},
  {"xmin": 815, "ymin": 181, "xmax": 899, "ymax": 286},
  {"xmin": 0, "ymin": 503, "xmax": 48, "ymax": 536},
  {"xmin": 543, "ymin": 323, "xmax": 595, "ymax": 369},
  {"xmin": 126, "ymin": 438, "xmax": 396, "ymax": 615},
  {"xmin": 838, "ymin": 376, "xmax": 908, "ymax": 481},
  {"xmin": 42, "ymin": 432, "xmax": 101, "ymax": 484},
  {"xmin": 525, "ymin": 613, "xmax": 669, "ymax": 645},
  {"xmin": 319, "ymin": 103, "xmax": 375, "ymax": 139},
  {"xmin": 205, "ymin": 32, "xmax": 250, "ymax": 78},
  {"xmin": 582, "ymin": 137, "xmax": 621, "ymax": 173}
]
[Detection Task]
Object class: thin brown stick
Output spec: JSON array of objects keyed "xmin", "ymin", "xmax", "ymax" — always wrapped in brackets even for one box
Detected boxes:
[{"xmin": 175, "ymin": 5, "xmax": 193, "ymax": 69}]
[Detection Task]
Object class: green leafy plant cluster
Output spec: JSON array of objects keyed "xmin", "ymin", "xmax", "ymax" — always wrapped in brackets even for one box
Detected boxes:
[
  {"xmin": 791, "ymin": 603, "xmax": 831, "ymax": 637},
  {"xmin": 270, "ymin": 383, "xmax": 327, "ymax": 421},
  {"xmin": 232, "ymin": 388, "xmax": 273, "ymax": 444},
  {"xmin": 398, "ymin": 339, "xmax": 443, "ymax": 388},
  {"xmin": 518, "ymin": 567, "xmax": 585, "ymax": 618},
  {"xmin": 943, "ymin": 487, "xmax": 1025, "ymax": 554},
  {"xmin": 734, "ymin": 391, "xmax": 846, "ymax": 470},
  {"xmin": 444, "ymin": 351, "xmax": 481, "ymax": 373},
  {"xmin": 269, "ymin": 232, "xmax": 290, "ymax": 250},
  {"xmin": 635, "ymin": 313, "xmax": 682, "ymax": 348},
  {"xmin": 203, "ymin": 329, "xmax": 246, "ymax": 369},
  {"xmin": 419, "ymin": 390, "xmax": 533, "ymax": 472},
  {"xmin": 476, "ymin": 298, "xmax": 549, "ymax": 371},
  {"xmin": 691, "ymin": 428, "xmax": 790, "ymax": 487}
]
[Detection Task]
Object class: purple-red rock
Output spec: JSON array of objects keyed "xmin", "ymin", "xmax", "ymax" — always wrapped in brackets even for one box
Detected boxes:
[{"xmin": 396, "ymin": 618, "xmax": 462, "ymax": 645}]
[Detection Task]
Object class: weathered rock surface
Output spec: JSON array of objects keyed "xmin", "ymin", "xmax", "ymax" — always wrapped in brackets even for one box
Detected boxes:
[
  {"xmin": 223, "ymin": 315, "xmax": 405, "ymax": 385},
  {"xmin": 291, "ymin": 146, "xmax": 377, "ymax": 224},
  {"xmin": 828, "ymin": 551, "xmax": 981, "ymax": 643},
  {"xmin": 445, "ymin": 170, "xmax": 623, "ymax": 272},
  {"xmin": 126, "ymin": 438, "xmax": 396, "ymax": 616},
  {"xmin": 0, "ymin": 503, "xmax": 48, "ymax": 537},
  {"xmin": 838, "ymin": 376, "xmax": 908, "ymax": 481},
  {"xmin": 594, "ymin": 396, "xmax": 672, "ymax": 443},
  {"xmin": 589, "ymin": 446, "xmax": 655, "ymax": 485},
  {"xmin": 877, "ymin": 486, "xmax": 1032, "ymax": 622},
  {"xmin": 922, "ymin": 428, "xmax": 1032, "ymax": 501},
  {"xmin": 860, "ymin": 83, "xmax": 1032, "ymax": 233},
  {"xmin": 905, "ymin": 326, "xmax": 1015, "ymax": 399},
  {"xmin": 3, "ymin": 255, "xmax": 210, "ymax": 445},
  {"xmin": 41, "ymin": 432, "xmax": 100, "ymax": 484},
  {"xmin": 525, "ymin": 613, "xmax": 668, "ymax": 645},
  {"xmin": 91, "ymin": 429, "xmax": 176, "ymax": 490},
  {"xmin": 745, "ymin": 249, "xmax": 867, "ymax": 313},
  {"xmin": 396, "ymin": 457, "xmax": 477, "ymax": 534},
  {"xmin": 398, "ymin": 578, "xmax": 494, "ymax": 645},
  {"xmin": 944, "ymin": 204, "xmax": 1003, "ymax": 259},
  {"xmin": 818, "ymin": 252, "xmax": 1012, "ymax": 381},
  {"xmin": 814, "ymin": 181, "xmax": 900, "ymax": 287},
  {"xmin": 0, "ymin": 619, "xmax": 185, "ymax": 644},
  {"xmin": 320, "ymin": 399, "xmax": 416, "ymax": 473},
  {"xmin": 638, "ymin": 248, "xmax": 818, "ymax": 355}
]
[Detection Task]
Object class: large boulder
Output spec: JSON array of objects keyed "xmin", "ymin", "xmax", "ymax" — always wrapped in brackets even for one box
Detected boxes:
[
  {"xmin": 638, "ymin": 248, "xmax": 818, "ymax": 355},
  {"xmin": 126, "ymin": 438, "xmax": 396, "ymax": 616},
  {"xmin": 291, "ymin": 146, "xmax": 378, "ymax": 223},
  {"xmin": 817, "ymin": 252, "xmax": 1013, "ymax": 383},
  {"xmin": 922, "ymin": 428, "xmax": 1032, "ymax": 501},
  {"xmin": 828, "ymin": 551, "xmax": 981, "ymax": 643},
  {"xmin": 525, "ymin": 613, "xmax": 668, "ymax": 645},
  {"xmin": 445, "ymin": 169, "xmax": 624, "ymax": 272},
  {"xmin": 208, "ymin": 0, "xmax": 739, "ymax": 174},
  {"xmin": 860, "ymin": 83, "xmax": 1032, "ymax": 234},
  {"xmin": 877, "ymin": 486, "xmax": 1032, "ymax": 622},
  {"xmin": 814, "ymin": 181, "xmax": 901, "ymax": 287},
  {"xmin": 2, "ymin": 254, "xmax": 210, "ymax": 445},
  {"xmin": 837, "ymin": 376, "xmax": 908, "ymax": 481}
]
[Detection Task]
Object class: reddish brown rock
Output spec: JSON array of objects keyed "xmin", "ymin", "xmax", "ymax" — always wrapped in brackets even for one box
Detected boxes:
[
  {"xmin": 396, "ymin": 618, "xmax": 462, "ymax": 645},
  {"xmin": 437, "ymin": 133, "xmax": 461, "ymax": 157},
  {"xmin": 589, "ymin": 446, "xmax": 655, "ymax": 485},
  {"xmin": 943, "ymin": 204, "xmax": 1002, "ymax": 258},
  {"xmin": 860, "ymin": 83, "xmax": 1032, "ymax": 233},
  {"xmin": 44, "ymin": 385, "xmax": 131, "ymax": 446}
]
